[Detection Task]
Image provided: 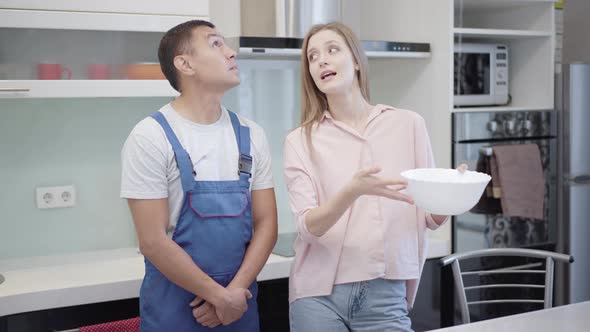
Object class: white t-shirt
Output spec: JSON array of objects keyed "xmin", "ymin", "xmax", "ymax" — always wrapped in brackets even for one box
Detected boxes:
[{"xmin": 120, "ymin": 104, "xmax": 274, "ymax": 234}]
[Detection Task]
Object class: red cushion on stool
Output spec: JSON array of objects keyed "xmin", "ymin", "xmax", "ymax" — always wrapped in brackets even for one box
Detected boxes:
[{"xmin": 79, "ymin": 316, "xmax": 140, "ymax": 332}]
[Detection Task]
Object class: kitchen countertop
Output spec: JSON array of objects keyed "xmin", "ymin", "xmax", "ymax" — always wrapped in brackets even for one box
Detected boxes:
[{"xmin": 0, "ymin": 237, "xmax": 450, "ymax": 317}]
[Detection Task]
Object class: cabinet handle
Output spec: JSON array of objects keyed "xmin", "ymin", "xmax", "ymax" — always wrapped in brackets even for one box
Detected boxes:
[
  {"xmin": 567, "ymin": 175, "xmax": 590, "ymax": 185},
  {"xmin": 0, "ymin": 88, "xmax": 30, "ymax": 92}
]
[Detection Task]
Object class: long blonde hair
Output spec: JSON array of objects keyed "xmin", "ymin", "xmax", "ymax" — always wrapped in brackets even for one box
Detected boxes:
[{"xmin": 300, "ymin": 22, "xmax": 370, "ymax": 148}]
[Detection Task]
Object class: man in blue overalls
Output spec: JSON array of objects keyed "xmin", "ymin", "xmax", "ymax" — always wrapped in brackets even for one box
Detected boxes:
[{"xmin": 121, "ymin": 20, "xmax": 278, "ymax": 331}]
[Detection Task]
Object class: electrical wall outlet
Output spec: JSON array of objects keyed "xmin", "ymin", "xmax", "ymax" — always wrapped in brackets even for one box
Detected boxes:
[{"xmin": 36, "ymin": 185, "xmax": 76, "ymax": 209}]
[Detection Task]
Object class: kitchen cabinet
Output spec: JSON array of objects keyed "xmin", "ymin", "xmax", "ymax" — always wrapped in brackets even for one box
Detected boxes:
[
  {"xmin": 0, "ymin": 0, "xmax": 208, "ymax": 17},
  {"xmin": 409, "ymin": 258, "xmax": 446, "ymax": 331},
  {"xmin": 0, "ymin": 8, "xmax": 206, "ymax": 98},
  {"xmin": 452, "ymin": 0, "xmax": 556, "ymax": 112}
]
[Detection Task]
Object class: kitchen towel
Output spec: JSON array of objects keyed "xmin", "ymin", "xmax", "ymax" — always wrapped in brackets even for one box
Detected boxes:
[
  {"xmin": 492, "ymin": 144, "xmax": 545, "ymax": 220},
  {"xmin": 472, "ymin": 150, "xmax": 502, "ymax": 214}
]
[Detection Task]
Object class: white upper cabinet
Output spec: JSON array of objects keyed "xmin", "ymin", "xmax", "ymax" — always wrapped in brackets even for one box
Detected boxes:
[
  {"xmin": 0, "ymin": 7, "xmax": 204, "ymax": 98},
  {"xmin": 0, "ymin": 0, "xmax": 208, "ymax": 17},
  {"xmin": 0, "ymin": 9, "xmax": 202, "ymax": 32}
]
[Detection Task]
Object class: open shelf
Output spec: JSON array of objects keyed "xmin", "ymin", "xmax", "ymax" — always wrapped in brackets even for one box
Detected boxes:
[
  {"xmin": 0, "ymin": 80, "xmax": 177, "ymax": 98},
  {"xmin": 454, "ymin": 0, "xmax": 553, "ymax": 31},
  {"xmin": 453, "ymin": 28, "xmax": 552, "ymax": 39},
  {"xmin": 452, "ymin": 36, "xmax": 554, "ymax": 111},
  {"xmin": 453, "ymin": 106, "xmax": 553, "ymax": 113},
  {"xmin": 456, "ymin": 0, "xmax": 551, "ymax": 12}
]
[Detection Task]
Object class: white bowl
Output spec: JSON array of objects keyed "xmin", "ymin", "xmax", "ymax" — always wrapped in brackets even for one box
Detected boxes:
[{"xmin": 400, "ymin": 168, "xmax": 491, "ymax": 216}]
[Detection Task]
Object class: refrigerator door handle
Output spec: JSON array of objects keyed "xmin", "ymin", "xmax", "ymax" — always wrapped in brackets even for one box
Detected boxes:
[{"xmin": 565, "ymin": 174, "xmax": 590, "ymax": 185}]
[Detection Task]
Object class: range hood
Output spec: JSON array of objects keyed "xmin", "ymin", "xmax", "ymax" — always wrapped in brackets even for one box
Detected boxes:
[{"xmin": 222, "ymin": 0, "xmax": 430, "ymax": 59}]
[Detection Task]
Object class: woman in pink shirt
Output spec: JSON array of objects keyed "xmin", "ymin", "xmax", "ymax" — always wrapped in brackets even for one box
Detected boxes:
[{"xmin": 284, "ymin": 22, "xmax": 462, "ymax": 331}]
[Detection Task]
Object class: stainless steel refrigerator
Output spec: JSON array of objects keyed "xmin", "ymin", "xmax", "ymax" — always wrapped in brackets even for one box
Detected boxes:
[{"xmin": 557, "ymin": 62, "xmax": 590, "ymax": 304}]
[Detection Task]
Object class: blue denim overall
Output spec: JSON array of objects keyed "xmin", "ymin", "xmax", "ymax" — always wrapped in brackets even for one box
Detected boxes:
[{"xmin": 140, "ymin": 110, "xmax": 259, "ymax": 332}]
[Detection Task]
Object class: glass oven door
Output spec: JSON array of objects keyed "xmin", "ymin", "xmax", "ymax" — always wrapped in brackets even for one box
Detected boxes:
[{"xmin": 452, "ymin": 138, "xmax": 557, "ymax": 252}]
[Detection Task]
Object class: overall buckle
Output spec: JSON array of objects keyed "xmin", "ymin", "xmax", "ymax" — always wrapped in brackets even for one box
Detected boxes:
[{"xmin": 238, "ymin": 153, "xmax": 253, "ymax": 177}]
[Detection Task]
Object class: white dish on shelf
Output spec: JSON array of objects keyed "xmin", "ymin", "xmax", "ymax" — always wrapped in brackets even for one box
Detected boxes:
[{"xmin": 401, "ymin": 168, "xmax": 491, "ymax": 216}]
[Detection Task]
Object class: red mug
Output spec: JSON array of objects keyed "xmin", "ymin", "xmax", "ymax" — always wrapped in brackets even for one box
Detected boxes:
[
  {"xmin": 87, "ymin": 63, "xmax": 111, "ymax": 80},
  {"xmin": 37, "ymin": 63, "xmax": 72, "ymax": 80}
]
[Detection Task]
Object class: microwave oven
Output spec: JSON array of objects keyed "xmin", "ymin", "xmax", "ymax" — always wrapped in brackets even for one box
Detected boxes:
[{"xmin": 454, "ymin": 43, "xmax": 509, "ymax": 106}]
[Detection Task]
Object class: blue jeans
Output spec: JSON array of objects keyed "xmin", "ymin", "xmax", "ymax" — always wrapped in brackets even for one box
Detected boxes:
[{"xmin": 290, "ymin": 278, "xmax": 413, "ymax": 332}]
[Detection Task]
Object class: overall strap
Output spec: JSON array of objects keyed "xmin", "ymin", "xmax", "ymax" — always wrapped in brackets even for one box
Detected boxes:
[
  {"xmin": 227, "ymin": 111, "xmax": 252, "ymax": 183},
  {"xmin": 150, "ymin": 111, "xmax": 195, "ymax": 193}
]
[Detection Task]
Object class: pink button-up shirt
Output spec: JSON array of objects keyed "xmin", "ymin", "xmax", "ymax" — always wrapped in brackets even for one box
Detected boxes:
[{"xmin": 283, "ymin": 104, "xmax": 447, "ymax": 307}]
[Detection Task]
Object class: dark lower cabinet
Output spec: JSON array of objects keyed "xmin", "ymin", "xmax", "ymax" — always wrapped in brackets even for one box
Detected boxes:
[
  {"xmin": 0, "ymin": 279, "xmax": 291, "ymax": 332},
  {"xmin": 257, "ymin": 278, "xmax": 290, "ymax": 332},
  {"xmin": 0, "ymin": 298, "xmax": 139, "ymax": 332},
  {"xmin": 408, "ymin": 258, "xmax": 444, "ymax": 332}
]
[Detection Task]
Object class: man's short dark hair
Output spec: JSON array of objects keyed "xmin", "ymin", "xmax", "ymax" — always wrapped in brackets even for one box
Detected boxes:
[{"xmin": 158, "ymin": 20, "xmax": 215, "ymax": 92}]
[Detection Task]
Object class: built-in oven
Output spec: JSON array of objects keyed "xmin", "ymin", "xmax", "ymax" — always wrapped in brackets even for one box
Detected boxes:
[
  {"xmin": 452, "ymin": 110, "xmax": 558, "ymax": 252},
  {"xmin": 441, "ymin": 110, "xmax": 558, "ymax": 326}
]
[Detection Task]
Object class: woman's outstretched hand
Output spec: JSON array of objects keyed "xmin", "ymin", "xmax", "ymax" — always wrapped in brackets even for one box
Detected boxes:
[{"xmin": 348, "ymin": 167, "xmax": 414, "ymax": 205}]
